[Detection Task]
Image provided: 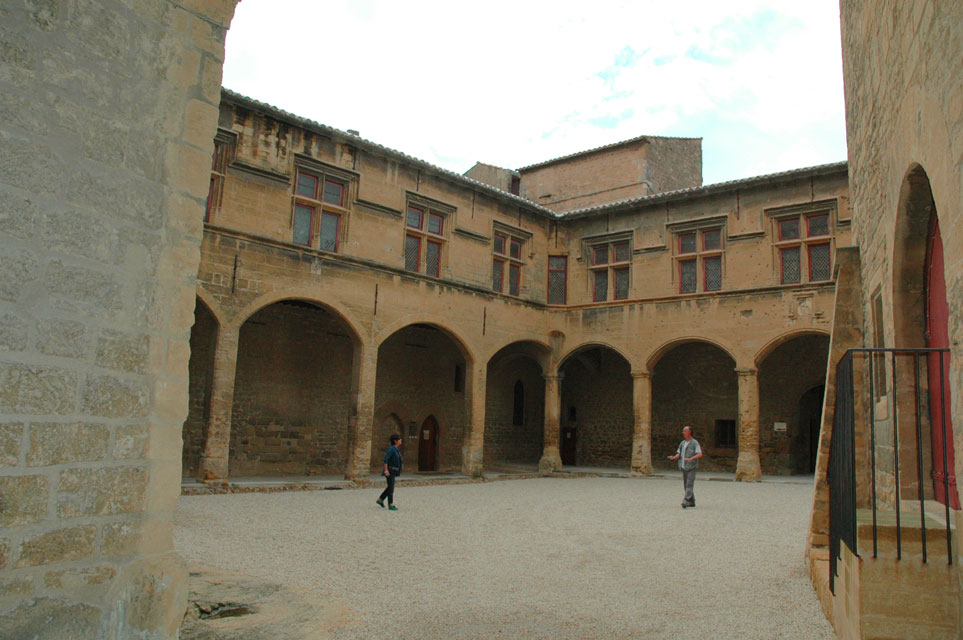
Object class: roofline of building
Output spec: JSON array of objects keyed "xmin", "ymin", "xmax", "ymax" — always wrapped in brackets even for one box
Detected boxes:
[
  {"xmin": 464, "ymin": 161, "xmax": 520, "ymax": 178},
  {"xmin": 516, "ymin": 133, "xmax": 703, "ymax": 172},
  {"xmin": 221, "ymin": 88, "xmax": 848, "ymax": 224},
  {"xmin": 559, "ymin": 161, "xmax": 850, "ymax": 219},
  {"xmin": 221, "ymin": 88, "xmax": 557, "ymax": 218}
]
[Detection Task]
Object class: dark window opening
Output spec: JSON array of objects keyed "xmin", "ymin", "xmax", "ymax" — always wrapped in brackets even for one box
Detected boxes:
[{"xmin": 715, "ymin": 419, "xmax": 737, "ymax": 448}]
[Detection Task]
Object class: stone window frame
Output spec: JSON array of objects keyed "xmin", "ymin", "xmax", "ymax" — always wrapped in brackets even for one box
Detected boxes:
[
  {"xmin": 291, "ymin": 155, "xmax": 356, "ymax": 252},
  {"xmin": 668, "ymin": 218, "xmax": 726, "ymax": 295},
  {"xmin": 205, "ymin": 129, "xmax": 237, "ymax": 223},
  {"xmin": 405, "ymin": 193, "xmax": 453, "ymax": 278},
  {"xmin": 583, "ymin": 231, "xmax": 633, "ymax": 302},
  {"xmin": 547, "ymin": 253, "xmax": 568, "ymax": 305},
  {"xmin": 491, "ymin": 222, "xmax": 530, "ymax": 297},
  {"xmin": 767, "ymin": 200, "xmax": 836, "ymax": 286}
]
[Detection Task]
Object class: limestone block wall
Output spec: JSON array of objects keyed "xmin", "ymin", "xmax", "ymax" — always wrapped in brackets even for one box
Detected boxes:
[
  {"xmin": 484, "ymin": 358, "xmax": 545, "ymax": 466},
  {"xmin": 0, "ymin": 1, "xmax": 237, "ymax": 637}
]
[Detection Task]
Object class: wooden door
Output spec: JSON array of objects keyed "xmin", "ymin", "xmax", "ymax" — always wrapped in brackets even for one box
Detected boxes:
[
  {"xmin": 561, "ymin": 426, "xmax": 577, "ymax": 465},
  {"xmin": 926, "ymin": 214, "xmax": 959, "ymax": 508},
  {"xmin": 418, "ymin": 415, "xmax": 438, "ymax": 472}
]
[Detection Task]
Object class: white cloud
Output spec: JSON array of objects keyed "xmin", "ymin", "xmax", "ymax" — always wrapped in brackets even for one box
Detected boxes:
[{"xmin": 222, "ymin": 0, "xmax": 846, "ymax": 184}]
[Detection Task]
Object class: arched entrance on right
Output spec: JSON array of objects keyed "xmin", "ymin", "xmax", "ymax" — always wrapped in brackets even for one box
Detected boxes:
[
  {"xmin": 756, "ymin": 333, "xmax": 830, "ymax": 475},
  {"xmin": 892, "ymin": 164, "xmax": 959, "ymax": 508}
]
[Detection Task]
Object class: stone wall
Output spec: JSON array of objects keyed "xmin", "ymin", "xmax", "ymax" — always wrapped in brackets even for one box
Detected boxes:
[
  {"xmin": 484, "ymin": 358, "xmax": 545, "ymax": 466},
  {"xmin": 0, "ymin": 1, "xmax": 237, "ymax": 637}
]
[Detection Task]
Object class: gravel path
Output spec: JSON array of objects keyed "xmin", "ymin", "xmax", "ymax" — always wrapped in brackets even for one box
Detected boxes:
[{"xmin": 174, "ymin": 476, "xmax": 834, "ymax": 639}]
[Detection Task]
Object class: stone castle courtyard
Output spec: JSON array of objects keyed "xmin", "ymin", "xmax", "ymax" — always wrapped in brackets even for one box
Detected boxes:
[{"xmin": 175, "ymin": 476, "xmax": 832, "ymax": 639}]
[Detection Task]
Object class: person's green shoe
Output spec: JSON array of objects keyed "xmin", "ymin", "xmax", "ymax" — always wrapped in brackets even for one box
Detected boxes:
[
  {"xmin": 388, "ymin": 505, "xmax": 398, "ymax": 511},
  {"xmin": 376, "ymin": 498, "xmax": 385, "ymax": 508}
]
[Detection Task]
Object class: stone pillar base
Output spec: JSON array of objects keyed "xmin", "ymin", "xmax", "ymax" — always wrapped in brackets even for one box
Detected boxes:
[
  {"xmin": 735, "ymin": 452, "xmax": 762, "ymax": 482},
  {"xmin": 630, "ymin": 462, "xmax": 653, "ymax": 476},
  {"xmin": 197, "ymin": 456, "xmax": 228, "ymax": 485},
  {"xmin": 538, "ymin": 449, "xmax": 562, "ymax": 473}
]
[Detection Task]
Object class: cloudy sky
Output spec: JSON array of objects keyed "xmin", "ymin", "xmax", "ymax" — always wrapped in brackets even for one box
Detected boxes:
[{"xmin": 222, "ymin": 1, "xmax": 847, "ymax": 186}]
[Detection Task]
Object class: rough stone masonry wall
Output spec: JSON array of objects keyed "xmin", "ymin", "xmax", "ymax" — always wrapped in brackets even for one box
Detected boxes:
[
  {"xmin": 651, "ymin": 343, "xmax": 738, "ymax": 471},
  {"xmin": 484, "ymin": 358, "xmax": 545, "ymax": 466},
  {"xmin": 183, "ymin": 301, "xmax": 217, "ymax": 478},
  {"xmin": 229, "ymin": 302, "xmax": 354, "ymax": 476},
  {"xmin": 0, "ymin": 1, "xmax": 237, "ymax": 637},
  {"xmin": 561, "ymin": 349, "xmax": 634, "ymax": 468}
]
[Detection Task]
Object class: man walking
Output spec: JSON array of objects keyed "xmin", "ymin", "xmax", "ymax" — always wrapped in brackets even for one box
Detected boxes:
[
  {"xmin": 668, "ymin": 426, "xmax": 703, "ymax": 508},
  {"xmin": 377, "ymin": 433, "xmax": 403, "ymax": 511}
]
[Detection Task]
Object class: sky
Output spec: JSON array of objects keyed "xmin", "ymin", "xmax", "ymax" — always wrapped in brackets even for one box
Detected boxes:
[{"xmin": 222, "ymin": 1, "xmax": 848, "ymax": 186}]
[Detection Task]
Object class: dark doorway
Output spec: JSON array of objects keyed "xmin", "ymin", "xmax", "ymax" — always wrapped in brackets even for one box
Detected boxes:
[
  {"xmin": 561, "ymin": 425, "xmax": 577, "ymax": 465},
  {"xmin": 418, "ymin": 415, "xmax": 439, "ymax": 472},
  {"xmin": 799, "ymin": 385, "xmax": 824, "ymax": 473}
]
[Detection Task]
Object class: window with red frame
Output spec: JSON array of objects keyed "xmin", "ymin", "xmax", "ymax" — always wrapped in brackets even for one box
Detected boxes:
[
  {"xmin": 405, "ymin": 204, "xmax": 447, "ymax": 276},
  {"xmin": 205, "ymin": 134, "xmax": 234, "ymax": 222},
  {"xmin": 548, "ymin": 255, "xmax": 567, "ymax": 304},
  {"xmin": 589, "ymin": 240, "xmax": 631, "ymax": 301},
  {"xmin": 492, "ymin": 230, "xmax": 525, "ymax": 296},
  {"xmin": 775, "ymin": 212, "xmax": 831, "ymax": 284},
  {"xmin": 293, "ymin": 168, "xmax": 348, "ymax": 251},
  {"xmin": 675, "ymin": 227, "xmax": 724, "ymax": 293}
]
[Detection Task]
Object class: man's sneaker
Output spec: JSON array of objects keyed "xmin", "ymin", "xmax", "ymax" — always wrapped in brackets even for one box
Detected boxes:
[
  {"xmin": 681, "ymin": 502, "xmax": 687, "ymax": 509},
  {"xmin": 376, "ymin": 498, "xmax": 385, "ymax": 508},
  {"xmin": 388, "ymin": 505, "xmax": 398, "ymax": 511}
]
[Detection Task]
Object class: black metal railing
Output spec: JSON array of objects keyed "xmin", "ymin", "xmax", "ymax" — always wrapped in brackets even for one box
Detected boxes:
[{"xmin": 829, "ymin": 347, "xmax": 953, "ymax": 595}]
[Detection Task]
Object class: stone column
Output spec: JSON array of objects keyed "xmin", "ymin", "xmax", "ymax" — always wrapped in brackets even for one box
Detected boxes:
[
  {"xmin": 344, "ymin": 344, "xmax": 377, "ymax": 483},
  {"xmin": 462, "ymin": 363, "xmax": 486, "ymax": 477},
  {"xmin": 197, "ymin": 325, "xmax": 240, "ymax": 483},
  {"xmin": 630, "ymin": 371, "xmax": 653, "ymax": 475},
  {"xmin": 538, "ymin": 372, "xmax": 563, "ymax": 472},
  {"xmin": 735, "ymin": 367, "xmax": 762, "ymax": 482}
]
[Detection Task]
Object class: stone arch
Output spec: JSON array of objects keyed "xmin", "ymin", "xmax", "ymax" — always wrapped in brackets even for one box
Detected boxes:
[
  {"xmin": 374, "ymin": 315, "xmax": 476, "ymax": 366},
  {"xmin": 234, "ymin": 288, "xmax": 368, "ymax": 349},
  {"xmin": 558, "ymin": 341, "xmax": 633, "ymax": 371},
  {"xmin": 195, "ymin": 286, "xmax": 228, "ymax": 330},
  {"xmin": 753, "ymin": 329, "xmax": 831, "ymax": 368},
  {"xmin": 646, "ymin": 336, "xmax": 737, "ymax": 372},
  {"xmin": 373, "ymin": 321, "xmax": 473, "ymax": 473},
  {"xmin": 484, "ymin": 340, "xmax": 550, "ymax": 468},
  {"xmin": 557, "ymin": 343, "xmax": 633, "ymax": 469},
  {"xmin": 891, "ymin": 163, "xmax": 958, "ymax": 507},
  {"xmin": 650, "ymin": 340, "xmax": 738, "ymax": 471},
  {"xmin": 227, "ymin": 297, "xmax": 360, "ymax": 477},
  {"xmin": 756, "ymin": 332, "xmax": 831, "ymax": 474}
]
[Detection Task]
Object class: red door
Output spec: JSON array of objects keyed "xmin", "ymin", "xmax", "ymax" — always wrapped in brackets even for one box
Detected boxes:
[
  {"xmin": 418, "ymin": 416, "xmax": 438, "ymax": 472},
  {"xmin": 926, "ymin": 213, "xmax": 959, "ymax": 508},
  {"xmin": 560, "ymin": 426, "xmax": 577, "ymax": 465}
]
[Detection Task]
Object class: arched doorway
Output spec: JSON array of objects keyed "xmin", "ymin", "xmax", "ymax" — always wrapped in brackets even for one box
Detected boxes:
[
  {"xmin": 757, "ymin": 333, "xmax": 830, "ymax": 474},
  {"xmin": 651, "ymin": 341, "xmax": 737, "ymax": 471},
  {"xmin": 558, "ymin": 345, "xmax": 633, "ymax": 469},
  {"xmin": 183, "ymin": 298, "xmax": 218, "ymax": 478},
  {"xmin": 228, "ymin": 299, "xmax": 357, "ymax": 477},
  {"xmin": 800, "ymin": 385, "xmax": 825, "ymax": 473},
  {"xmin": 373, "ymin": 323, "xmax": 469, "ymax": 473},
  {"xmin": 893, "ymin": 165, "xmax": 959, "ymax": 509},
  {"xmin": 484, "ymin": 341, "xmax": 548, "ymax": 469}
]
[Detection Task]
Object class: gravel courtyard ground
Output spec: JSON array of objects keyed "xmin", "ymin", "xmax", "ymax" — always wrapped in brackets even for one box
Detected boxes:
[{"xmin": 174, "ymin": 476, "xmax": 834, "ymax": 639}]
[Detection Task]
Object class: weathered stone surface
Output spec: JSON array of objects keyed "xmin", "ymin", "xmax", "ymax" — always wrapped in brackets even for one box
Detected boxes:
[
  {"xmin": 0, "ymin": 537, "xmax": 10, "ymax": 569},
  {"xmin": 96, "ymin": 329, "xmax": 149, "ymax": 374},
  {"xmin": 43, "ymin": 260, "xmax": 123, "ymax": 313},
  {"xmin": 0, "ymin": 598, "xmax": 102, "ymax": 638},
  {"xmin": 41, "ymin": 207, "xmax": 123, "ymax": 266},
  {"xmin": 0, "ymin": 422, "xmax": 23, "ymax": 466},
  {"xmin": 102, "ymin": 519, "xmax": 143, "ymax": 556},
  {"xmin": 0, "ymin": 312, "xmax": 29, "ymax": 352},
  {"xmin": 44, "ymin": 564, "xmax": 117, "ymax": 589},
  {"xmin": 16, "ymin": 525, "xmax": 96, "ymax": 567},
  {"xmin": 114, "ymin": 423, "xmax": 149, "ymax": 460},
  {"xmin": 82, "ymin": 374, "xmax": 149, "ymax": 418},
  {"xmin": 0, "ymin": 246, "xmax": 40, "ymax": 303},
  {"xmin": 35, "ymin": 318, "xmax": 88, "ymax": 358},
  {"xmin": 58, "ymin": 466, "xmax": 147, "ymax": 517},
  {"xmin": 0, "ymin": 576, "xmax": 33, "ymax": 598},
  {"xmin": 0, "ymin": 475, "xmax": 48, "ymax": 525},
  {"xmin": 106, "ymin": 552, "xmax": 188, "ymax": 639},
  {"xmin": 26, "ymin": 422, "xmax": 109, "ymax": 466},
  {"xmin": 0, "ymin": 362, "xmax": 78, "ymax": 415}
]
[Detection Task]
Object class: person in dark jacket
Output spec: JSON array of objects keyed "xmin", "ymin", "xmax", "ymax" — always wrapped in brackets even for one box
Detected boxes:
[{"xmin": 377, "ymin": 433, "xmax": 403, "ymax": 510}]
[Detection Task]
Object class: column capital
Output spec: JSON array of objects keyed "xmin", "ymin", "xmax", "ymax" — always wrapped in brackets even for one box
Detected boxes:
[
  {"xmin": 543, "ymin": 372, "xmax": 564, "ymax": 382},
  {"xmin": 630, "ymin": 370, "xmax": 651, "ymax": 379},
  {"xmin": 735, "ymin": 367, "xmax": 758, "ymax": 376}
]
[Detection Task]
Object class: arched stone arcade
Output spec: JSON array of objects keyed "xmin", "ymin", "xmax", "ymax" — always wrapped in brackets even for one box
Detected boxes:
[{"xmin": 484, "ymin": 341, "xmax": 550, "ymax": 469}]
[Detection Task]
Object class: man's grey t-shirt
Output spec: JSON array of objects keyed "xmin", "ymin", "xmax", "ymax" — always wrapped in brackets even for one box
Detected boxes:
[{"xmin": 677, "ymin": 438, "xmax": 702, "ymax": 470}]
